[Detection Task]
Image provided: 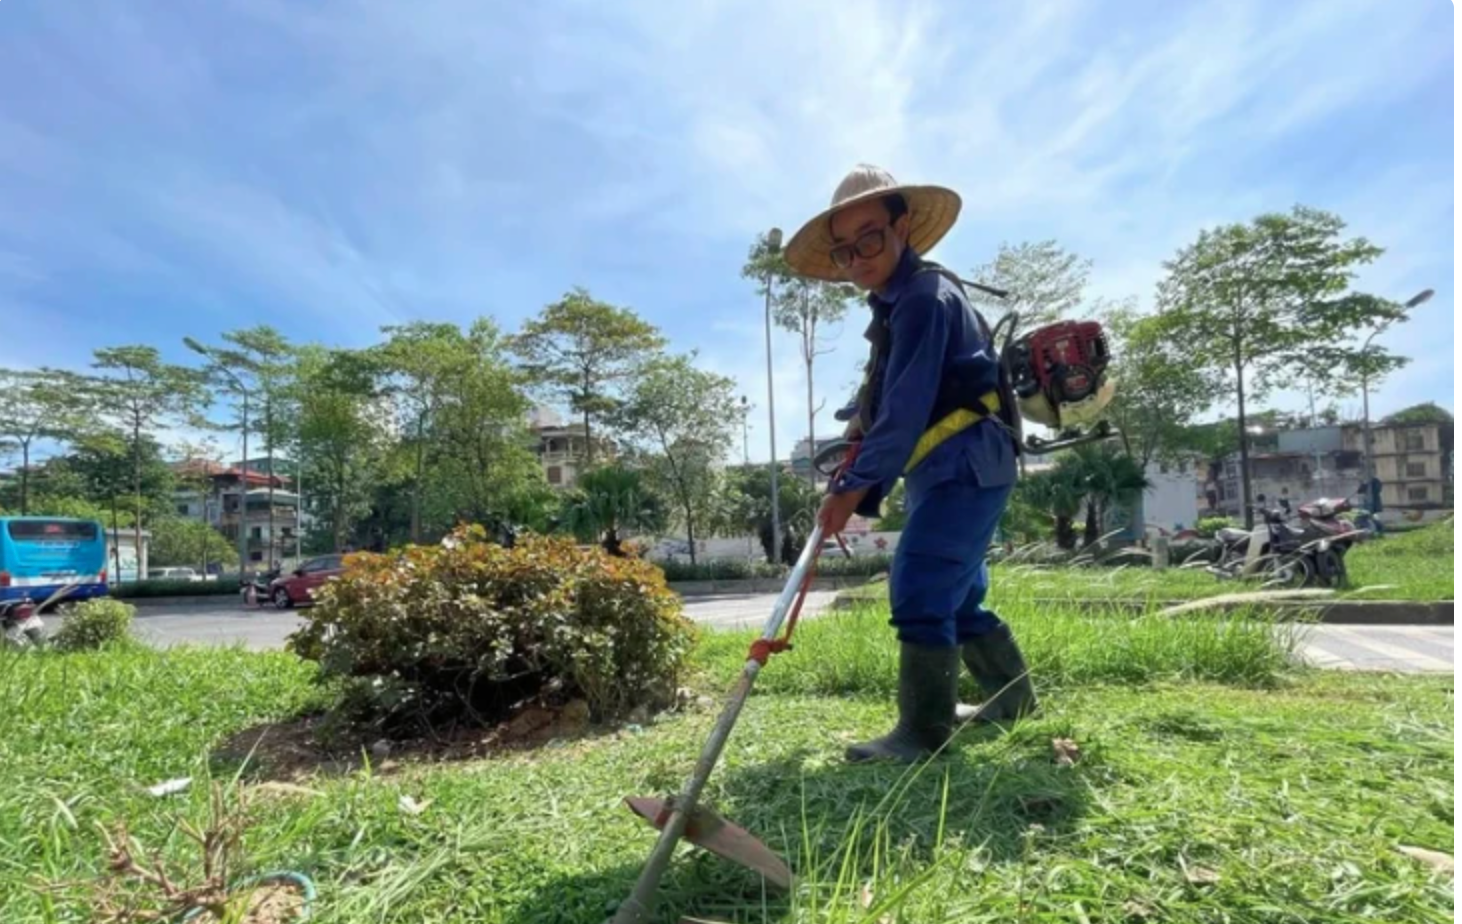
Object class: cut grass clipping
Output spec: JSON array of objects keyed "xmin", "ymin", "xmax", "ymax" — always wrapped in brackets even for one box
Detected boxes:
[{"xmin": 0, "ymin": 609, "xmax": 1451, "ymax": 922}]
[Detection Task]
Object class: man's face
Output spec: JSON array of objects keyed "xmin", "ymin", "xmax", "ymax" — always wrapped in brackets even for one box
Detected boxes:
[{"xmin": 828, "ymin": 199, "xmax": 909, "ymax": 291}]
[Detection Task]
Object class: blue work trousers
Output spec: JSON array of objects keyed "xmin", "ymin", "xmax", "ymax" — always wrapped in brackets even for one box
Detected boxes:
[{"xmin": 888, "ymin": 474, "xmax": 1012, "ymax": 648}]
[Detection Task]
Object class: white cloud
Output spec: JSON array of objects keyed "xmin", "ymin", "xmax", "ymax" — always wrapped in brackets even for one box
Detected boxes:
[{"xmin": 0, "ymin": 0, "xmax": 1450, "ymax": 436}]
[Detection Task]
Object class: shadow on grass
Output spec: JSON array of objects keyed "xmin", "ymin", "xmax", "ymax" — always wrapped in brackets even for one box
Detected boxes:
[
  {"xmin": 503, "ymin": 724, "xmax": 1098, "ymax": 924},
  {"xmin": 499, "ymin": 859, "xmax": 792, "ymax": 924}
]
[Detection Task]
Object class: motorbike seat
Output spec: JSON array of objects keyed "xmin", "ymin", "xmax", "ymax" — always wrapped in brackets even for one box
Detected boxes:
[{"xmin": 1216, "ymin": 527, "xmax": 1250, "ymax": 543}]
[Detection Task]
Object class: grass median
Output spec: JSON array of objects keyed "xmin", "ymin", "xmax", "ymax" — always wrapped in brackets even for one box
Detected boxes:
[
  {"xmin": 0, "ymin": 603, "xmax": 1451, "ymax": 923},
  {"xmin": 841, "ymin": 520, "xmax": 1454, "ymax": 607}
]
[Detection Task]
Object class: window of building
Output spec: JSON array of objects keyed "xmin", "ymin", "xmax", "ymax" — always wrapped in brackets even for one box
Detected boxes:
[
  {"xmin": 176, "ymin": 503, "xmax": 191, "ymax": 516},
  {"xmin": 1408, "ymin": 486, "xmax": 1429, "ymax": 502},
  {"xmin": 1406, "ymin": 461, "xmax": 1427, "ymax": 478},
  {"xmin": 250, "ymin": 526, "xmax": 263, "ymax": 540},
  {"xmin": 1404, "ymin": 431, "xmax": 1426, "ymax": 451},
  {"xmin": 547, "ymin": 466, "xmax": 562, "ymax": 485}
]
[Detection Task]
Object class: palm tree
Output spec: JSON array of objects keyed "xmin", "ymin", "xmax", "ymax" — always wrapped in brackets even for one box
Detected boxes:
[
  {"xmin": 1019, "ymin": 466, "xmax": 1085, "ymax": 550},
  {"xmin": 561, "ymin": 464, "xmax": 667, "ymax": 557},
  {"xmin": 1063, "ymin": 444, "xmax": 1151, "ymax": 547}
]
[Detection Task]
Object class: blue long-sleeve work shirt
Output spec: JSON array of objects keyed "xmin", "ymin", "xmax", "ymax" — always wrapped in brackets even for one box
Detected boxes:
[{"xmin": 832, "ymin": 248, "xmax": 1017, "ymax": 515}]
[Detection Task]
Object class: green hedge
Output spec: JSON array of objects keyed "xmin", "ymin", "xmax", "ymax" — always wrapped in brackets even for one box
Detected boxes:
[
  {"xmin": 108, "ymin": 579, "xmax": 240, "ymax": 599},
  {"xmin": 657, "ymin": 553, "xmax": 893, "ymax": 583}
]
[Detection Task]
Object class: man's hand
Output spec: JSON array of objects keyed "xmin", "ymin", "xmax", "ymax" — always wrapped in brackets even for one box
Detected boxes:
[{"xmin": 818, "ymin": 488, "xmax": 868, "ymax": 536}]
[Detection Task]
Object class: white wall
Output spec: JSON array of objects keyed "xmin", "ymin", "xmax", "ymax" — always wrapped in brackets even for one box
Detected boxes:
[{"xmin": 1142, "ymin": 462, "xmax": 1201, "ymax": 533}]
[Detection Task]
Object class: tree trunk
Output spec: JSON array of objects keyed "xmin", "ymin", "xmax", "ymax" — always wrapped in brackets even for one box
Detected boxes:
[
  {"xmin": 335, "ymin": 463, "xmax": 347, "ymax": 552},
  {"xmin": 583, "ymin": 367, "xmax": 595, "ymax": 467},
  {"xmin": 683, "ymin": 496, "xmax": 696, "ymax": 566},
  {"xmin": 1234, "ymin": 340, "xmax": 1253, "ymax": 529},
  {"xmin": 266, "ymin": 400, "xmax": 275, "ymax": 568},
  {"xmin": 1055, "ymin": 515, "xmax": 1075, "ymax": 550},
  {"xmin": 411, "ymin": 414, "xmax": 425, "ymax": 544},
  {"xmin": 806, "ymin": 352, "xmax": 818, "ymax": 500},
  {"xmin": 133, "ymin": 421, "xmax": 143, "ymax": 583},
  {"xmin": 110, "ymin": 494, "xmax": 122, "ymax": 580},
  {"xmin": 19, "ymin": 440, "xmax": 29, "ymax": 515},
  {"xmin": 1083, "ymin": 501, "xmax": 1099, "ymax": 547}
]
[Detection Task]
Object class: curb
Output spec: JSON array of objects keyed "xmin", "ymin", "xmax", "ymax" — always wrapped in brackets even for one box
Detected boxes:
[
  {"xmin": 669, "ymin": 577, "xmax": 865, "ymax": 597},
  {"xmin": 833, "ymin": 593, "xmax": 1452, "ymax": 625},
  {"xmin": 122, "ymin": 594, "xmax": 242, "ymax": 610}
]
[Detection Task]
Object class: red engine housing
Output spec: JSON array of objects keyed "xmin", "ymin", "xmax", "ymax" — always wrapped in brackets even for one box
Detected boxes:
[{"xmin": 1005, "ymin": 320, "xmax": 1112, "ymax": 429}]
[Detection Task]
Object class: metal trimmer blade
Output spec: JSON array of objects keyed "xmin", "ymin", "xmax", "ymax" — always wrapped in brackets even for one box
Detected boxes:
[{"xmin": 624, "ymin": 797, "xmax": 792, "ymax": 889}]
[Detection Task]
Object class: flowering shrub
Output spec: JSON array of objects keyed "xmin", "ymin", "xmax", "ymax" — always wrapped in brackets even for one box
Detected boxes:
[
  {"xmin": 289, "ymin": 526, "xmax": 697, "ymax": 731},
  {"xmin": 52, "ymin": 598, "xmax": 135, "ymax": 651}
]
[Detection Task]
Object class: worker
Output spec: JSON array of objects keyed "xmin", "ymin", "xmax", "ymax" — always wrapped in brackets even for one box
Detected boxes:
[{"xmin": 784, "ymin": 165, "xmax": 1038, "ymax": 764}]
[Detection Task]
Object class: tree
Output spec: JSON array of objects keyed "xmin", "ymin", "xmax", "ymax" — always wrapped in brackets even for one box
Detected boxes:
[
  {"xmin": 968, "ymin": 240, "xmax": 1091, "ymax": 330},
  {"xmin": 0, "ymin": 368, "xmax": 91, "ymax": 514},
  {"xmin": 374, "ymin": 322, "xmax": 474, "ymax": 543},
  {"xmin": 1152, "ymin": 206, "xmax": 1387, "ymax": 526},
  {"xmin": 291, "ymin": 347, "xmax": 389, "ymax": 552},
  {"xmin": 1061, "ymin": 443, "xmax": 1150, "ymax": 546},
  {"xmin": 171, "ymin": 437, "xmax": 226, "ymax": 572},
  {"xmin": 615, "ymin": 354, "xmax": 738, "ymax": 565},
  {"xmin": 149, "ymin": 518, "xmax": 238, "ymax": 571},
  {"xmin": 426, "ymin": 321, "xmax": 551, "ymax": 537},
  {"xmin": 90, "ymin": 346, "xmax": 204, "ymax": 566},
  {"xmin": 716, "ymin": 463, "xmax": 824, "ymax": 565},
  {"xmin": 220, "ymin": 326, "xmax": 295, "ymax": 566},
  {"xmin": 1018, "ymin": 465, "xmax": 1084, "ymax": 550},
  {"xmin": 562, "ymin": 464, "xmax": 669, "ymax": 556},
  {"xmin": 1385, "ymin": 403, "xmax": 1453, "ymax": 426},
  {"xmin": 874, "ymin": 480, "xmax": 908, "ymax": 532},
  {"xmin": 1102, "ymin": 304, "xmax": 1222, "ymax": 468},
  {"xmin": 743, "ymin": 232, "xmax": 857, "ymax": 497},
  {"xmin": 510, "ymin": 290, "xmax": 666, "ymax": 464}
]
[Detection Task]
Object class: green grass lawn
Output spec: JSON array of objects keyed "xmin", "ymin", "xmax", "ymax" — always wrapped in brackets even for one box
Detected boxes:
[
  {"xmin": 843, "ymin": 520, "xmax": 1455, "ymax": 606},
  {"xmin": 0, "ymin": 610, "xmax": 1452, "ymax": 923}
]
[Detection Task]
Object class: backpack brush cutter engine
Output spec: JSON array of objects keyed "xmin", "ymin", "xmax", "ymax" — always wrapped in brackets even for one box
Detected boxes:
[{"xmin": 1001, "ymin": 314, "xmax": 1116, "ymax": 454}]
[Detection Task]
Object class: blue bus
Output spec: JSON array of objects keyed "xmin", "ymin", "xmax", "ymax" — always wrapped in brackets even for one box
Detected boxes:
[{"xmin": 0, "ymin": 517, "xmax": 109, "ymax": 604}]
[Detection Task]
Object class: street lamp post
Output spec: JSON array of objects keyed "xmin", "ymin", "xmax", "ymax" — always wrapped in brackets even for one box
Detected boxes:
[
  {"xmin": 184, "ymin": 338, "xmax": 251, "ymax": 576},
  {"xmin": 762, "ymin": 228, "xmax": 784, "ymax": 565},
  {"xmin": 1360, "ymin": 288, "xmax": 1433, "ymax": 512}
]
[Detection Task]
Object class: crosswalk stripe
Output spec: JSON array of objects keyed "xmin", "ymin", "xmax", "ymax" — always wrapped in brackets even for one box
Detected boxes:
[{"xmin": 1300, "ymin": 628, "xmax": 1453, "ymax": 672}]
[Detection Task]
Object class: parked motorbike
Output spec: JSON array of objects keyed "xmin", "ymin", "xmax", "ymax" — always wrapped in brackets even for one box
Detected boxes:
[
  {"xmin": 241, "ymin": 567, "xmax": 281, "ymax": 608},
  {"xmin": 1, "ymin": 597, "xmax": 47, "ymax": 649},
  {"xmin": 1294, "ymin": 497, "xmax": 1368, "ymax": 584},
  {"xmin": 1208, "ymin": 499, "xmax": 1361, "ymax": 589}
]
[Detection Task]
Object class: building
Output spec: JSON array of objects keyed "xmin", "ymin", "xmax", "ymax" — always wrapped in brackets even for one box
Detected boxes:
[
  {"xmin": 1346, "ymin": 418, "xmax": 1454, "ymax": 511},
  {"xmin": 1212, "ymin": 419, "xmax": 1453, "ymax": 519},
  {"xmin": 170, "ymin": 459, "xmax": 300, "ymax": 565},
  {"xmin": 528, "ymin": 407, "xmax": 614, "ymax": 489},
  {"xmin": 1137, "ymin": 456, "xmax": 1204, "ymax": 534}
]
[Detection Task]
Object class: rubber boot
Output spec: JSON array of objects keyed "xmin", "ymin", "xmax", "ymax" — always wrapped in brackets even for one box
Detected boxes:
[
  {"xmin": 954, "ymin": 624, "xmax": 1039, "ymax": 724},
  {"xmin": 846, "ymin": 642, "xmax": 958, "ymax": 763}
]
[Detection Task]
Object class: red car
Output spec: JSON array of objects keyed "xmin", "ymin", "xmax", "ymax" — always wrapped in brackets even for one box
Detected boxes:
[{"xmin": 268, "ymin": 554, "xmax": 345, "ymax": 609}]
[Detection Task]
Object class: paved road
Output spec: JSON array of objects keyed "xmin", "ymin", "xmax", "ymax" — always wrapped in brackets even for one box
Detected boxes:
[
  {"xmin": 124, "ymin": 595, "xmax": 1452, "ymax": 673},
  {"xmin": 126, "ymin": 592, "xmax": 843, "ymax": 651}
]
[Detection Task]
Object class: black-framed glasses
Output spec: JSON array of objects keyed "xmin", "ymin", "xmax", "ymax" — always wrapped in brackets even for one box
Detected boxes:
[{"xmin": 830, "ymin": 226, "xmax": 889, "ymax": 269}]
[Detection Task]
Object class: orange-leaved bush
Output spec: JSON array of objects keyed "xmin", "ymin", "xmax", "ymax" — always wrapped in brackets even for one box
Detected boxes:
[{"xmin": 288, "ymin": 526, "xmax": 697, "ymax": 731}]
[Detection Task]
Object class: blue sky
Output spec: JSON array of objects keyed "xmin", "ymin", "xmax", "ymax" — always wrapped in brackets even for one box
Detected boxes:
[{"xmin": 1, "ymin": 0, "xmax": 1453, "ymax": 464}]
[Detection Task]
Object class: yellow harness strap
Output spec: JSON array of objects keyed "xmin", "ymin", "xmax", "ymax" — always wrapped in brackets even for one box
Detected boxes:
[{"xmin": 903, "ymin": 391, "xmax": 1001, "ymax": 474}]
